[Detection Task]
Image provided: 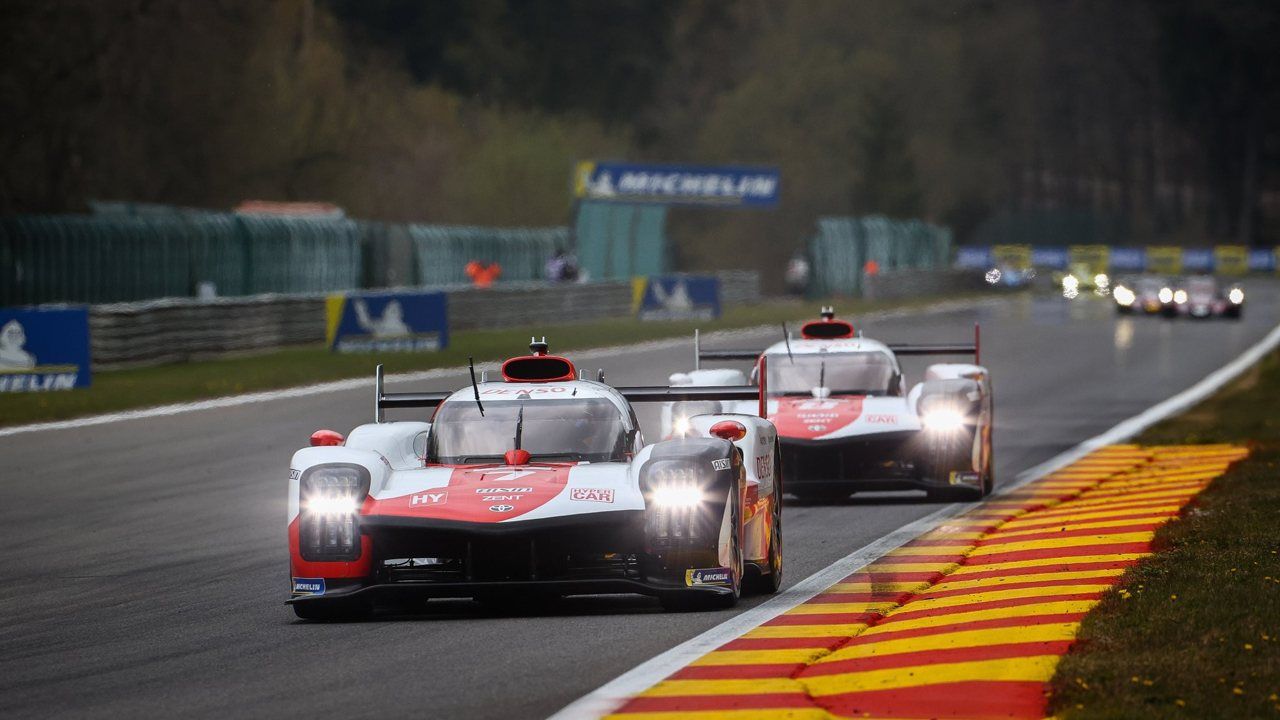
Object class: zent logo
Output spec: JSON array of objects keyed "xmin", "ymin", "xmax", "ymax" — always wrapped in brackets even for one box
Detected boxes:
[
  {"xmin": 570, "ymin": 488, "xmax": 615, "ymax": 503},
  {"xmin": 410, "ymin": 492, "xmax": 447, "ymax": 506}
]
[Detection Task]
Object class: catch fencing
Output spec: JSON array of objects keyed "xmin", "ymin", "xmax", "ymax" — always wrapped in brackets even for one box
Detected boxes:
[
  {"xmin": 0, "ymin": 212, "xmax": 570, "ymax": 306},
  {"xmin": 806, "ymin": 216, "xmax": 952, "ymax": 297}
]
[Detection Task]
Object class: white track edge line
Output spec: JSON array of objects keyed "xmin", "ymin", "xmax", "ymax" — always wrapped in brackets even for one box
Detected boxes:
[
  {"xmin": 548, "ymin": 318, "xmax": 1280, "ymax": 720},
  {"xmin": 0, "ymin": 297, "xmax": 995, "ymax": 438}
]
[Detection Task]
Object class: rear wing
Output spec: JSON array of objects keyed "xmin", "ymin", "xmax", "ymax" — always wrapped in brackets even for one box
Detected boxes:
[
  {"xmin": 695, "ymin": 324, "xmax": 982, "ymax": 367},
  {"xmin": 371, "ymin": 358, "xmax": 772, "ymax": 422}
]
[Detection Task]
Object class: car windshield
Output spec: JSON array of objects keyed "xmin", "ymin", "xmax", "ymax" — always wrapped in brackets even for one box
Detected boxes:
[
  {"xmin": 766, "ymin": 352, "xmax": 896, "ymax": 396},
  {"xmin": 1186, "ymin": 277, "xmax": 1216, "ymax": 294},
  {"xmin": 429, "ymin": 398, "xmax": 629, "ymax": 464},
  {"xmin": 1135, "ymin": 278, "xmax": 1165, "ymax": 294}
]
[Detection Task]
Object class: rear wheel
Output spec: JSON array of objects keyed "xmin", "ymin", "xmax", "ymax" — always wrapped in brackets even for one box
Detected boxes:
[{"xmin": 745, "ymin": 465, "xmax": 783, "ymax": 595}]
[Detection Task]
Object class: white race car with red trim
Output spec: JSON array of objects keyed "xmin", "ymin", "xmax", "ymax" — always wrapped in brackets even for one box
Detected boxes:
[
  {"xmin": 664, "ymin": 308, "xmax": 993, "ymax": 503},
  {"xmin": 287, "ymin": 340, "xmax": 781, "ymax": 620}
]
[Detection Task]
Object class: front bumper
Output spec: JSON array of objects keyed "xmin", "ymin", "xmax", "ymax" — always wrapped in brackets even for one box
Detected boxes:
[
  {"xmin": 781, "ymin": 433, "xmax": 944, "ymax": 490},
  {"xmin": 286, "ymin": 576, "xmax": 733, "ymax": 605}
]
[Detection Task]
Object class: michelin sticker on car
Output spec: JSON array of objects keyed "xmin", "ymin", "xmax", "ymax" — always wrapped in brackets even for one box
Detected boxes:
[{"xmin": 292, "ymin": 578, "xmax": 326, "ymax": 596}]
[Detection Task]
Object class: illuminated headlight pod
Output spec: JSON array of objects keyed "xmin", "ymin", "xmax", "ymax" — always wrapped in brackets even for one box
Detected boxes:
[
  {"xmin": 1158, "ymin": 287, "xmax": 1174, "ymax": 304},
  {"xmin": 1174, "ymin": 289, "xmax": 1188, "ymax": 304},
  {"xmin": 299, "ymin": 463, "xmax": 370, "ymax": 562},
  {"xmin": 1113, "ymin": 286, "xmax": 1136, "ymax": 306},
  {"xmin": 922, "ymin": 407, "xmax": 966, "ymax": 433},
  {"xmin": 1228, "ymin": 288, "xmax": 1245, "ymax": 304}
]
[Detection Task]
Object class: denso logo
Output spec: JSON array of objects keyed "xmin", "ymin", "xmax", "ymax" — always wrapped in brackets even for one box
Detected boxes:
[
  {"xmin": 410, "ymin": 492, "xmax": 448, "ymax": 506},
  {"xmin": 477, "ymin": 487, "xmax": 533, "ymax": 493},
  {"xmin": 570, "ymin": 488, "xmax": 614, "ymax": 503}
]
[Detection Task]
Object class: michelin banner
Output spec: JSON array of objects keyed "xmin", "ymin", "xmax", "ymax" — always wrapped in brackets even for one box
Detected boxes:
[
  {"xmin": 0, "ymin": 306, "xmax": 92, "ymax": 392},
  {"xmin": 633, "ymin": 275, "xmax": 721, "ymax": 321},
  {"xmin": 575, "ymin": 161, "xmax": 780, "ymax": 208},
  {"xmin": 325, "ymin": 291, "xmax": 448, "ymax": 353}
]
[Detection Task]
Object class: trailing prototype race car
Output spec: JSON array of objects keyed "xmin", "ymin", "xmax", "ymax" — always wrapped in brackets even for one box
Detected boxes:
[
  {"xmin": 665, "ymin": 309, "xmax": 993, "ymax": 503},
  {"xmin": 1112, "ymin": 275, "xmax": 1175, "ymax": 315},
  {"xmin": 1165, "ymin": 275, "xmax": 1244, "ymax": 319},
  {"xmin": 287, "ymin": 340, "xmax": 781, "ymax": 620}
]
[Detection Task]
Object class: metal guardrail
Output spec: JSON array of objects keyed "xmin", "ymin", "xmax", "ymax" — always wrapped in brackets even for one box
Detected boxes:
[{"xmin": 87, "ymin": 271, "xmax": 763, "ymax": 370}]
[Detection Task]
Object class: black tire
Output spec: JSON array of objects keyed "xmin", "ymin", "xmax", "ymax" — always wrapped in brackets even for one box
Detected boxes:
[
  {"xmin": 662, "ymin": 480, "xmax": 743, "ymax": 612},
  {"xmin": 745, "ymin": 459, "xmax": 783, "ymax": 595},
  {"xmin": 291, "ymin": 595, "xmax": 372, "ymax": 621}
]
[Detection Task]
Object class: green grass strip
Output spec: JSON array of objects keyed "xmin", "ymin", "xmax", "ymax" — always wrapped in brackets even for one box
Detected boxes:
[{"xmin": 1048, "ymin": 350, "xmax": 1280, "ymax": 718}]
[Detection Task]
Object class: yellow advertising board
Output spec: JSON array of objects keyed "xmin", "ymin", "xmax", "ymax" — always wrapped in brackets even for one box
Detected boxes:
[
  {"xmin": 1214, "ymin": 245, "xmax": 1248, "ymax": 276},
  {"xmin": 1068, "ymin": 245, "xmax": 1110, "ymax": 273},
  {"xmin": 1145, "ymin": 246, "xmax": 1183, "ymax": 275},
  {"xmin": 991, "ymin": 244, "xmax": 1032, "ymax": 269}
]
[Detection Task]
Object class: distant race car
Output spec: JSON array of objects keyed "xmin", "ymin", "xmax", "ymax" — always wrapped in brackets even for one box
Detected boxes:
[
  {"xmin": 1167, "ymin": 275, "xmax": 1244, "ymax": 319},
  {"xmin": 1112, "ymin": 275, "xmax": 1174, "ymax": 315},
  {"xmin": 664, "ymin": 308, "xmax": 994, "ymax": 503},
  {"xmin": 287, "ymin": 340, "xmax": 782, "ymax": 620},
  {"xmin": 1057, "ymin": 262, "xmax": 1110, "ymax": 297}
]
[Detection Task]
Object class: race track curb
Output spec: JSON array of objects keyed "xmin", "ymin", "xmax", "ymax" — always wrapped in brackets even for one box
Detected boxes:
[{"xmin": 604, "ymin": 444, "xmax": 1248, "ymax": 719}]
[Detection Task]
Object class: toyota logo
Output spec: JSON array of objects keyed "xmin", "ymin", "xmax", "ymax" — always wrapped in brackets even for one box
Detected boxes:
[{"xmin": 489, "ymin": 504, "xmax": 515, "ymax": 512}]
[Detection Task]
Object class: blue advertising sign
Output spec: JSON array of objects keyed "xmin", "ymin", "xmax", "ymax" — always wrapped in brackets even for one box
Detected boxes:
[
  {"xmin": 635, "ymin": 275, "xmax": 721, "ymax": 321},
  {"xmin": 1182, "ymin": 248, "xmax": 1214, "ymax": 272},
  {"xmin": 575, "ymin": 161, "xmax": 779, "ymax": 208},
  {"xmin": 1109, "ymin": 247, "xmax": 1146, "ymax": 272},
  {"xmin": 325, "ymin": 291, "xmax": 448, "ymax": 353},
  {"xmin": 1030, "ymin": 246, "xmax": 1069, "ymax": 269},
  {"xmin": 0, "ymin": 306, "xmax": 92, "ymax": 392},
  {"xmin": 954, "ymin": 246, "xmax": 992, "ymax": 269},
  {"xmin": 1247, "ymin": 249, "xmax": 1276, "ymax": 272}
]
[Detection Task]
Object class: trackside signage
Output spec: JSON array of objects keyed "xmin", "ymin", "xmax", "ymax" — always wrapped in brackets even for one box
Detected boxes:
[
  {"xmin": 0, "ymin": 306, "xmax": 92, "ymax": 392},
  {"xmin": 633, "ymin": 275, "xmax": 721, "ymax": 321},
  {"xmin": 574, "ymin": 161, "xmax": 780, "ymax": 208},
  {"xmin": 325, "ymin": 291, "xmax": 448, "ymax": 353}
]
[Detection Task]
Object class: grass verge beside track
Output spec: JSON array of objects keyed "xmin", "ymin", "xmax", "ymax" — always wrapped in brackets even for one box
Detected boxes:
[
  {"xmin": 0, "ymin": 293, "xmax": 984, "ymax": 428},
  {"xmin": 1049, "ymin": 349, "xmax": 1280, "ymax": 718}
]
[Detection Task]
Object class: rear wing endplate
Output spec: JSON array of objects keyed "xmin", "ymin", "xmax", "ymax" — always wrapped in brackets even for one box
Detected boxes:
[
  {"xmin": 373, "ymin": 364, "xmax": 450, "ymax": 422},
  {"xmin": 887, "ymin": 324, "xmax": 982, "ymax": 363},
  {"xmin": 693, "ymin": 328, "xmax": 760, "ymax": 369}
]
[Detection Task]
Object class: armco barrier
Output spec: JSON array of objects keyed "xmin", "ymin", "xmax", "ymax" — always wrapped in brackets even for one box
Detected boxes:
[{"xmin": 87, "ymin": 271, "xmax": 760, "ymax": 369}]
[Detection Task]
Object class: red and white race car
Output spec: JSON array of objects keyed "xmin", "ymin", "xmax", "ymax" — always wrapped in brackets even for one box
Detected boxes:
[
  {"xmin": 287, "ymin": 340, "xmax": 781, "ymax": 619},
  {"xmin": 665, "ymin": 309, "xmax": 993, "ymax": 503}
]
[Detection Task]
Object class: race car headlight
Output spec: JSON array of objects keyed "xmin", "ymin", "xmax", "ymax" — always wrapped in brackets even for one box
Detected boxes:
[
  {"xmin": 1094, "ymin": 273, "xmax": 1109, "ymax": 288},
  {"xmin": 1158, "ymin": 287, "xmax": 1174, "ymax": 303},
  {"xmin": 299, "ymin": 464, "xmax": 369, "ymax": 562},
  {"xmin": 1174, "ymin": 289, "xmax": 1188, "ymax": 304},
  {"xmin": 651, "ymin": 484, "xmax": 704, "ymax": 508},
  {"xmin": 1113, "ymin": 286, "xmax": 1135, "ymax": 306},
  {"xmin": 985, "ymin": 268, "xmax": 1002, "ymax": 284},
  {"xmin": 922, "ymin": 408, "xmax": 966, "ymax": 433},
  {"xmin": 1062, "ymin": 274, "xmax": 1079, "ymax": 291},
  {"xmin": 1228, "ymin": 288, "xmax": 1245, "ymax": 304},
  {"xmin": 672, "ymin": 416, "xmax": 692, "ymax": 438}
]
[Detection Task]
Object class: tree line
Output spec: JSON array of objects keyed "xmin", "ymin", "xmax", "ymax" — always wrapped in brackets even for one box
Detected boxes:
[{"xmin": 2, "ymin": 0, "xmax": 1276, "ymax": 278}]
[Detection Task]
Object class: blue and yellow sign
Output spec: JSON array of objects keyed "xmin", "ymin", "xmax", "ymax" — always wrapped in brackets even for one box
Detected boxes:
[
  {"xmin": 325, "ymin": 291, "xmax": 448, "ymax": 353},
  {"xmin": 633, "ymin": 275, "xmax": 721, "ymax": 321},
  {"xmin": 0, "ymin": 306, "xmax": 91, "ymax": 392}
]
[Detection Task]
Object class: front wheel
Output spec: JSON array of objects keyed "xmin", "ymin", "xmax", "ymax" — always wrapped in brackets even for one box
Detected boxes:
[
  {"xmin": 745, "ymin": 480, "xmax": 783, "ymax": 594},
  {"xmin": 662, "ymin": 480, "xmax": 743, "ymax": 612}
]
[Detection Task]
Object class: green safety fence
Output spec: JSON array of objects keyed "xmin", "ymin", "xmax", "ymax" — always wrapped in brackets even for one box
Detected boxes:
[
  {"xmin": 807, "ymin": 215, "xmax": 952, "ymax": 296},
  {"xmin": 408, "ymin": 224, "xmax": 567, "ymax": 285},
  {"xmin": 574, "ymin": 201, "xmax": 668, "ymax": 281},
  {"xmin": 0, "ymin": 211, "xmax": 570, "ymax": 305}
]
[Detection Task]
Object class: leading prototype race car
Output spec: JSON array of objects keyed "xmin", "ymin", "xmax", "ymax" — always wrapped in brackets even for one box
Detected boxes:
[
  {"xmin": 1112, "ymin": 275, "xmax": 1175, "ymax": 315},
  {"xmin": 1167, "ymin": 275, "xmax": 1245, "ymax": 319},
  {"xmin": 287, "ymin": 340, "xmax": 782, "ymax": 620},
  {"xmin": 664, "ymin": 309, "xmax": 993, "ymax": 503}
]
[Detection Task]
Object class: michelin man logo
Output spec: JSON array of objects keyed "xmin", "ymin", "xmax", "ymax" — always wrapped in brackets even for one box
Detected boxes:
[
  {"xmin": 353, "ymin": 299, "xmax": 410, "ymax": 338},
  {"xmin": 0, "ymin": 320, "xmax": 35, "ymax": 369},
  {"xmin": 651, "ymin": 279, "xmax": 694, "ymax": 313}
]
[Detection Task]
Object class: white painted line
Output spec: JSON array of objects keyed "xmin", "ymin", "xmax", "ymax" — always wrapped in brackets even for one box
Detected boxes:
[
  {"xmin": 549, "ymin": 319, "xmax": 1280, "ymax": 720},
  {"xmin": 0, "ymin": 297, "xmax": 994, "ymax": 438}
]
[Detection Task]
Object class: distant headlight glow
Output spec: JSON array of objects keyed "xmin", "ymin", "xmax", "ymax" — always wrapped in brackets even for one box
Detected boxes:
[
  {"xmin": 1174, "ymin": 289, "xmax": 1188, "ymax": 304},
  {"xmin": 1062, "ymin": 274, "xmax": 1080, "ymax": 291},
  {"xmin": 1094, "ymin": 273, "xmax": 1110, "ymax": 289},
  {"xmin": 672, "ymin": 415, "xmax": 691, "ymax": 437},
  {"xmin": 922, "ymin": 408, "xmax": 966, "ymax": 433},
  {"xmin": 1158, "ymin": 287, "xmax": 1174, "ymax": 303},
  {"xmin": 985, "ymin": 268, "xmax": 1002, "ymax": 284},
  {"xmin": 1113, "ymin": 286, "xmax": 1135, "ymax": 306},
  {"xmin": 1228, "ymin": 288, "xmax": 1245, "ymax": 304}
]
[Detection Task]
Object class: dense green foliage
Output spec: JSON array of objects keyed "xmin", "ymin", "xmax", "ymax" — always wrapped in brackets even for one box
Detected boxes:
[{"xmin": 3, "ymin": 1, "xmax": 1278, "ymax": 278}]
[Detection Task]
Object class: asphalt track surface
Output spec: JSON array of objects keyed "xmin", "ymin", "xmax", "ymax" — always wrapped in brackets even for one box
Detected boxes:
[{"xmin": 3, "ymin": 283, "xmax": 1278, "ymax": 720}]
